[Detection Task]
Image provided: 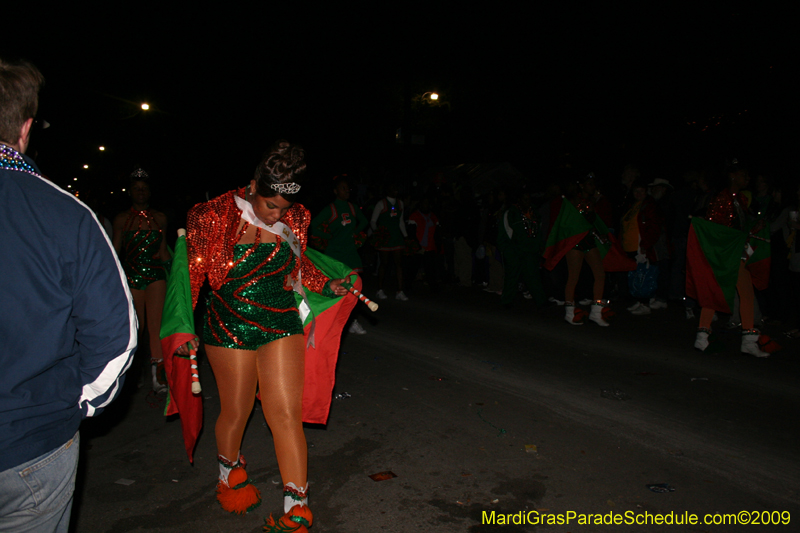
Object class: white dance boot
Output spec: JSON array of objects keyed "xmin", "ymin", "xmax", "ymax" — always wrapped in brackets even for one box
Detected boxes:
[
  {"xmin": 564, "ymin": 303, "xmax": 583, "ymax": 325},
  {"xmin": 694, "ymin": 329, "xmax": 710, "ymax": 351},
  {"xmin": 741, "ymin": 330, "xmax": 770, "ymax": 358},
  {"xmin": 151, "ymin": 360, "xmax": 167, "ymax": 393},
  {"xmin": 283, "ymin": 482, "xmax": 309, "ymax": 513},
  {"xmin": 589, "ymin": 302, "xmax": 609, "ymax": 327}
]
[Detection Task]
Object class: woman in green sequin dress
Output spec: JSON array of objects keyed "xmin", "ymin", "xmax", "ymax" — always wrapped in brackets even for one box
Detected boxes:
[
  {"xmin": 112, "ymin": 170, "xmax": 171, "ymax": 391},
  {"xmin": 180, "ymin": 141, "xmax": 348, "ymax": 527}
]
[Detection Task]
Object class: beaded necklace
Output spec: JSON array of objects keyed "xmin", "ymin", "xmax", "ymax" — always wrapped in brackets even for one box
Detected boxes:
[{"xmin": 0, "ymin": 144, "xmax": 43, "ymax": 179}]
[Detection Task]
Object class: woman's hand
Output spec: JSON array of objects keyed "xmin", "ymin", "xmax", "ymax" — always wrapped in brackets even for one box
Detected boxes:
[
  {"xmin": 328, "ymin": 279, "xmax": 349, "ymax": 296},
  {"xmin": 176, "ymin": 337, "xmax": 200, "ymax": 355}
]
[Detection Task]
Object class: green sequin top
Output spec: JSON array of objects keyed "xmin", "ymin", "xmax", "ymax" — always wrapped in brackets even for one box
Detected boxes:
[
  {"xmin": 122, "ymin": 230, "xmax": 167, "ymax": 290},
  {"xmin": 202, "ymin": 242, "xmax": 304, "ymax": 350}
]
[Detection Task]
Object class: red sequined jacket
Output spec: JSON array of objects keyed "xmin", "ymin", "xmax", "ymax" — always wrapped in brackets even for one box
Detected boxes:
[
  {"xmin": 186, "ymin": 188, "xmax": 329, "ymax": 309},
  {"xmin": 706, "ymin": 189, "xmax": 748, "ymax": 229}
]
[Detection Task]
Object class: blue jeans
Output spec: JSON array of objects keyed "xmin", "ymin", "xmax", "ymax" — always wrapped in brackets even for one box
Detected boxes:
[{"xmin": 0, "ymin": 432, "xmax": 79, "ymax": 533}]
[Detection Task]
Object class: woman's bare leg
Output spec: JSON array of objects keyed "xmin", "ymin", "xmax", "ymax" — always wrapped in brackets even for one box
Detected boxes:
[
  {"xmin": 145, "ymin": 280, "xmax": 166, "ymax": 361},
  {"xmin": 393, "ymin": 249, "xmax": 404, "ymax": 292},
  {"xmin": 584, "ymin": 248, "xmax": 606, "ymax": 301},
  {"xmin": 736, "ymin": 261, "xmax": 755, "ymax": 330},
  {"xmin": 205, "ymin": 345, "xmax": 259, "ymax": 461},
  {"xmin": 699, "ymin": 307, "xmax": 715, "ymax": 329},
  {"xmin": 565, "ymin": 249, "xmax": 584, "ymax": 302},
  {"xmin": 256, "ymin": 334, "xmax": 307, "ymax": 488},
  {"xmin": 131, "ymin": 288, "xmax": 146, "ymax": 339}
]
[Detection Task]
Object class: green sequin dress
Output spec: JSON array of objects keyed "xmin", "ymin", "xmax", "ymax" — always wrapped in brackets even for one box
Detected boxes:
[
  {"xmin": 122, "ymin": 230, "xmax": 167, "ymax": 290},
  {"xmin": 202, "ymin": 242, "xmax": 304, "ymax": 350}
]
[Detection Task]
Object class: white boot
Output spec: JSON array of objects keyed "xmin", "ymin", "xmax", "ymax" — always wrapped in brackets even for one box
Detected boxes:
[
  {"xmin": 694, "ymin": 329, "xmax": 709, "ymax": 351},
  {"xmin": 217, "ymin": 453, "xmax": 242, "ymax": 486},
  {"xmin": 151, "ymin": 360, "xmax": 167, "ymax": 393},
  {"xmin": 741, "ymin": 330, "xmax": 770, "ymax": 358},
  {"xmin": 283, "ymin": 482, "xmax": 309, "ymax": 513},
  {"xmin": 589, "ymin": 302, "xmax": 609, "ymax": 327},
  {"xmin": 564, "ymin": 303, "xmax": 583, "ymax": 326}
]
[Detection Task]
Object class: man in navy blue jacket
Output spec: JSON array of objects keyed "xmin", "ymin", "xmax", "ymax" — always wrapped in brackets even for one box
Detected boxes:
[{"xmin": 0, "ymin": 58, "xmax": 137, "ymax": 532}]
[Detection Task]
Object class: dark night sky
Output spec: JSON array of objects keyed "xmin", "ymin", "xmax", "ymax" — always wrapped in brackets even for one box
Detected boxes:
[{"xmin": 3, "ymin": 6, "xmax": 795, "ymax": 206}]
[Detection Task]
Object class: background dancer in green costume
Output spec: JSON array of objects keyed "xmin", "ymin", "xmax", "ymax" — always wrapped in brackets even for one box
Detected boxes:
[
  {"xmin": 497, "ymin": 189, "xmax": 545, "ymax": 307},
  {"xmin": 112, "ymin": 169, "xmax": 171, "ymax": 392},
  {"xmin": 311, "ymin": 176, "xmax": 368, "ymax": 272},
  {"xmin": 371, "ymin": 183, "xmax": 409, "ymax": 301},
  {"xmin": 312, "ymin": 176, "xmax": 368, "ymax": 333}
]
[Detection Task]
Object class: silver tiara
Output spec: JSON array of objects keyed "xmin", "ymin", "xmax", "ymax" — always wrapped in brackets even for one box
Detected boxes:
[
  {"xmin": 271, "ymin": 182, "xmax": 301, "ymax": 195},
  {"xmin": 131, "ymin": 168, "xmax": 149, "ymax": 179}
]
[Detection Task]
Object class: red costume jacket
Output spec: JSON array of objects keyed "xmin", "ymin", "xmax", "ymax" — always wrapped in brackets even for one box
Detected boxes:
[
  {"xmin": 706, "ymin": 189, "xmax": 748, "ymax": 229},
  {"xmin": 186, "ymin": 188, "xmax": 329, "ymax": 309}
]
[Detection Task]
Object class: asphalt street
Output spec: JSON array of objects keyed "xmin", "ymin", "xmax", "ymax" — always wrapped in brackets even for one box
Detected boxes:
[{"xmin": 74, "ymin": 281, "xmax": 799, "ymax": 532}]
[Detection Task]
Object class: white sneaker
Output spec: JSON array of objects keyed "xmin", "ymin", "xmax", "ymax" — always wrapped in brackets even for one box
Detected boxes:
[
  {"xmin": 579, "ymin": 298, "xmax": 592, "ymax": 306},
  {"xmin": 395, "ymin": 291, "xmax": 409, "ymax": 301},
  {"xmin": 348, "ymin": 320, "xmax": 367, "ymax": 335},
  {"xmin": 376, "ymin": 289, "xmax": 388, "ymax": 300},
  {"xmin": 627, "ymin": 302, "xmax": 642, "ymax": 312},
  {"xmin": 649, "ymin": 298, "xmax": 668, "ymax": 310},
  {"xmin": 631, "ymin": 303, "xmax": 651, "ymax": 315},
  {"xmin": 523, "ymin": 291, "xmax": 533, "ymax": 300}
]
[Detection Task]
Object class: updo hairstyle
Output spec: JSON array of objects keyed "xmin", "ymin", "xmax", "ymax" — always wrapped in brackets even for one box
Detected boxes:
[{"xmin": 253, "ymin": 140, "xmax": 306, "ymax": 201}]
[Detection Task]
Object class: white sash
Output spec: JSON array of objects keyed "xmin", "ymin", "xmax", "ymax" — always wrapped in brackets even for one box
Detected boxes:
[{"xmin": 235, "ymin": 195, "xmax": 317, "ymax": 346}]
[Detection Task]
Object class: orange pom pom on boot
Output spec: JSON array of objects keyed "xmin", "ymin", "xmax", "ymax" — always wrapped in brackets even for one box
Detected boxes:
[
  {"xmin": 263, "ymin": 483, "xmax": 312, "ymax": 533},
  {"xmin": 216, "ymin": 454, "xmax": 262, "ymax": 514}
]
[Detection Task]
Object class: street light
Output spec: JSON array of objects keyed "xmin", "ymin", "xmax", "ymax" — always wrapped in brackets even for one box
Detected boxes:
[
  {"xmin": 141, "ymin": 103, "xmax": 150, "ymax": 111},
  {"xmin": 99, "ymin": 146, "xmax": 105, "ymax": 151}
]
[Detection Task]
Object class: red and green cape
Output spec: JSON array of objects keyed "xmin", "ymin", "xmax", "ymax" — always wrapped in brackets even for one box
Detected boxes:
[
  {"xmin": 160, "ymin": 233, "xmax": 203, "ymax": 463},
  {"xmin": 295, "ymin": 248, "xmax": 359, "ymax": 425},
  {"xmin": 543, "ymin": 198, "xmax": 635, "ymax": 272},
  {"xmin": 686, "ymin": 217, "xmax": 770, "ymax": 314}
]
